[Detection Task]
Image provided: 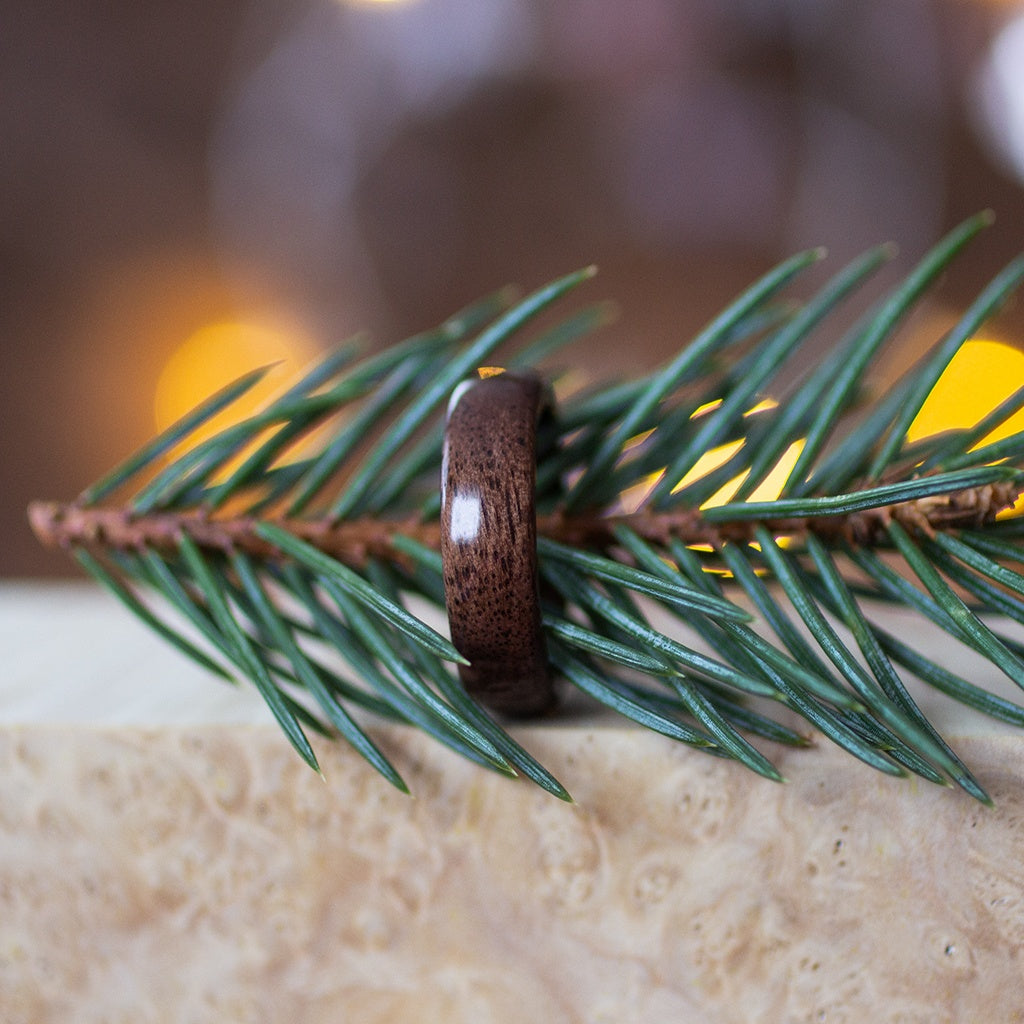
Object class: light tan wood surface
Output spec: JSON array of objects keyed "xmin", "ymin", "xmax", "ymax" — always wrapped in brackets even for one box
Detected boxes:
[{"xmin": 3, "ymin": 582, "xmax": 1024, "ymax": 1022}]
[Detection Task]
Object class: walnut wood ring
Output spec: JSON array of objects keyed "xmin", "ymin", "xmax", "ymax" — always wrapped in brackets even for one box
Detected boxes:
[{"xmin": 441, "ymin": 371, "xmax": 555, "ymax": 716}]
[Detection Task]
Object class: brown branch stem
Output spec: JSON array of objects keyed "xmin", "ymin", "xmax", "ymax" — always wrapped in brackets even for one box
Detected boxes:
[{"xmin": 28, "ymin": 480, "xmax": 1021, "ymax": 570}]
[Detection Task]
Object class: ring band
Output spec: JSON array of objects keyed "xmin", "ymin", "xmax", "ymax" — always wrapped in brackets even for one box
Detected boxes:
[{"xmin": 441, "ymin": 371, "xmax": 555, "ymax": 716}]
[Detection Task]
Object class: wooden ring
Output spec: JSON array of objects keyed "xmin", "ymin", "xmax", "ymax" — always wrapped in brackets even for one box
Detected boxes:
[{"xmin": 441, "ymin": 371, "xmax": 555, "ymax": 716}]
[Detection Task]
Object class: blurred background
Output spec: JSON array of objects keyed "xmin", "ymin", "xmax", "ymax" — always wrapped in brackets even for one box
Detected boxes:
[{"xmin": 5, "ymin": 0, "xmax": 1024, "ymax": 577}]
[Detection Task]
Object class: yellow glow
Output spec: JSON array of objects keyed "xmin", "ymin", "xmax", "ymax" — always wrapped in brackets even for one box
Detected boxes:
[
  {"xmin": 154, "ymin": 321, "xmax": 318, "ymax": 440},
  {"xmin": 691, "ymin": 399, "xmax": 723, "ymax": 419},
  {"xmin": 695, "ymin": 440, "xmax": 806, "ymax": 509},
  {"xmin": 618, "ymin": 470, "xmax": 664, "ymax": 514},
  {"xmin": 907, "ymin": 339, "xmax": 1024, "ymax": 445},
  {"xmin": 690, "ymin": 397, "xmax": 775, "ymax": 421},
  {"xmin": 672, "ymin": 441, "xmax": 742, "ymax": 494},
  {"xmin": 619, "ymin": 399, "xmax": 781, "ymax": 510},
  {"xmin": 477, "ymin": 366, "xmax": 506, "ymax": 379},
  {"xmin": 623, "ymin": 428, "xmax": 655, "ymax": 453},
  {"xmin": 741, "ymin": 440, "xmax": 805, "ymax": 503},
  {"xmin": 618, "ymin": 437, "xmax": 805, "ymax": 516}
]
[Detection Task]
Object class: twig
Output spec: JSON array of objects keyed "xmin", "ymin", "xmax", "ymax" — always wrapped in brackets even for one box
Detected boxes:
[{"xmin": 28, "ymin": 479, "xmax": 1020, "ymax": 569}]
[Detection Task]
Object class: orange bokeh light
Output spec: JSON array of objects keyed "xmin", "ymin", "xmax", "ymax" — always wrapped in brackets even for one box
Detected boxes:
[{"xmin": 154, "ymin": 321, "xmax": 319, "ymax": 442}]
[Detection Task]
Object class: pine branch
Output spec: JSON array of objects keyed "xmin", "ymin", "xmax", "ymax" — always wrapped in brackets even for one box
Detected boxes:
[
  {"xmin": 28, "ymin": 217, "xmax": 1024, "ymax": 803},
  {"xmin": 30, "ymin": 468, "xmax": 1019, "ymax": 563}
]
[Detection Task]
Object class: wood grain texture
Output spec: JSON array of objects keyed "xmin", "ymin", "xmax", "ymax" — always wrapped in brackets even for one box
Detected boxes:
[
  {"xmin": 3, "ymin": 724, "xmax": 1024, "ymax": 1022},
  {"xmin": 441, "ymin": 372, "xmax": 554, "ymax": 715},
  {"xmin": 3, "ymin": 584, "xmax": 1024, "ymax": 1022}
]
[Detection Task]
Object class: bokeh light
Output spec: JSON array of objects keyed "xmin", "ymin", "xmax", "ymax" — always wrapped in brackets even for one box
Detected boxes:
[
  {"xmin": 974, "ymin": 11, "xmax": 1024, "ymax": 184},
  {"xmin": 154, "ymin": 321, "xmax": 319, "ymax": 441},
  {"xmin": 616, "ymin": 399, "xmax": 807, "ymax": 514},
  {"xmin": 907, "ymin": 338, "xmax": 1024, "ymax": 445}
]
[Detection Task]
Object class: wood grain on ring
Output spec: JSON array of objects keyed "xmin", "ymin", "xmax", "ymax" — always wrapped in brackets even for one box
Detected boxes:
[{"xmin": 441, "ymin": 371, "xmax": 555, "ymax": 716}]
